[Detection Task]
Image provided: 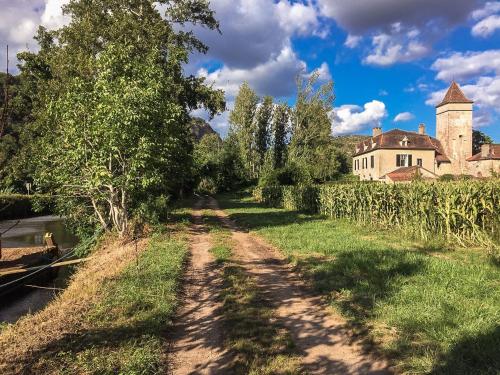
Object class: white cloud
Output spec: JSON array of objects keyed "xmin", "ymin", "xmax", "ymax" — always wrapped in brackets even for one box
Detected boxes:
[
  {"xmin": 344, "ymin": 34, "xmax": 362, "ymax": 48},
  {"xmin": 472, "ymin": 1, "xmax": 500, "ymax": 20},
  {"xmin": 331, "ymin": 100, "xmax": 387, "ymax": 136},
  {"xmin": 379, "ymin": 89, "xmax": 388, "ymax": 96},
  {"xmin": 472, "ymin": 15, "xmax": 500, "ymax": 37},
  {"xmin": 276, "ymin": 1, "xmax": 321, "ymax": 36},
  {"xmin": 41, "ymin": 0, "xmax": 70, "ymax": 30},
  {"xmin": 426, "ymin": 76, "xmax": 500, "ymax": 127},
  {"xmin": 394, "ymin": 112, "xmax": 415, "ymax": 122},
  {"xmin": 364, "ymin": 28, "xmax": 429, "ymax": 66},
  {"xmin": 431, "ymin": 50, "xmax": 500, "ymax": 81},
  {"xmin": 198, "ymin": 45, "xmax": 307, "ymax": 99}
]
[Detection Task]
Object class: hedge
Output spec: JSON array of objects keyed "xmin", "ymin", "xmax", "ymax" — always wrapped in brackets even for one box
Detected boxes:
[{"xmin": 254, "ymin": 180, "xmax": 500, "ymax": 247}]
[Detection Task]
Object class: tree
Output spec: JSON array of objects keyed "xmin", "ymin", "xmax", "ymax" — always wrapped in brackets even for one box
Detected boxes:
[
  {"xmin": 254, "ymin": 95, "xmax": 273, "ymax": 174},
  {"xmin": 289, "ymin": 71, "xmax": 339, "ymax": 182},
  {"xmin": 272, "ymin": 103, "xmax": 289, "ymax": 169},
  {"xmin": 473, "ymin": 130, "xmax": 493, "ymax": 155},
  {"xmin": 229, "ymin": 82, "xmax": 259, "ymax": 180},
  {"xmin": 21, "ymin": 0, "xmax": 225, "ymax": 236}
]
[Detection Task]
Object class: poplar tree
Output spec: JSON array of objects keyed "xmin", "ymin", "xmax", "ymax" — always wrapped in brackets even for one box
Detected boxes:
[
  {"xmin": 229, "ymin": 82, "xmax": 259, "ymax": 179},
  {"xmin": 255, "ymin": 95, "xmax": 273, "ymax": 174},
  {"xmin": 272, "ymin": 103, "xmax": 289, "ymax": 169}
]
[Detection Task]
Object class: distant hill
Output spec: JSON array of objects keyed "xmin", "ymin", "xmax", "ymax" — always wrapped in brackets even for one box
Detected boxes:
[{"xmin": 190, "ymin": 117, "xmax": 220, "ymax": 142}]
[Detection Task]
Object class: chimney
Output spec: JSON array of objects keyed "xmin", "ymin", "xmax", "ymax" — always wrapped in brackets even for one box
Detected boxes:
[
  {"xmin": 418, "ymin": 123, "xmax": 425, "ymax": 135},
  {"xmin": 481, "ymin": 144, "xmax": 490, "ymax": 158},
  {"xmin": 372, "ymin": 126, "xmax": 382, "ymax": 137}
]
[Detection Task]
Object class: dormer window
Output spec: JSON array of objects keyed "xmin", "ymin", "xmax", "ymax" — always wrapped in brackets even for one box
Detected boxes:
[
  {"xmin": 400, "ymin": 136, "xmax": 409, "ymax": 147},
  {"xmin": 363, "ymin": 143, "xmax": 368, "ymax": 151}
]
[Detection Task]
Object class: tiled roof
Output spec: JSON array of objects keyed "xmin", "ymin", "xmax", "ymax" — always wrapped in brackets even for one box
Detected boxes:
[
  {"xmin": 436, "ymin": 81, "xmax": 473, "ymax": 108},
  {"xmin": 353, "ymin": 129, "xmax": 450, "ymax": 162},
  {"xmin": 467, "ymin": 144, "xmax": 500, "ymax": 161},
  {"xmin": 381, "ymin": 166, "xmax": 438, "ymax": 182}
]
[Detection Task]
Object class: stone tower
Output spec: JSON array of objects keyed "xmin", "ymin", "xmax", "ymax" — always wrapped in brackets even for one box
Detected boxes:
[{"xmin": 436, "ymin": 81, "xmax": 473, "ymax": 175}]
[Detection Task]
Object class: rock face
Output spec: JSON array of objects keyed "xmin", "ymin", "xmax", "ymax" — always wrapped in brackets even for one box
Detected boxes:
[{"xmin": 190, "ymin": 117, "xmax": 220, "ymax": 142}]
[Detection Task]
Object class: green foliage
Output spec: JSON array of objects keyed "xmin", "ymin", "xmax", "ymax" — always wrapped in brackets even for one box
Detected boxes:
[
  {"xmin": 472, "ymin": 130, "xmax": 493, "ymax": 155},
  {"xmin": 229, "ymin": 82, "xmax": 259, "ymax": 180},
  {"xmin": 271, "ymin": 103, "xmax": 289, "ymax": 169},
  {"xmin": 254, "ymin": 95, "xmax": 273, "ymax": 173},
  {"xmin": 19, "ymin": 0, "xmax": 224, "ymax": 235},
  {"xmin": 193, "ymin": 133, "xmax": 246, "ymax": 193},
  {"xmin": 254, "ymin": 180, "xmax": 500, "ymax": 247}
]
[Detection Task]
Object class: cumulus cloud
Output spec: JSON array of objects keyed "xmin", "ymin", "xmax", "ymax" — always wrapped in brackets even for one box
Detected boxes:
[
  {"xmin": 331, "ymin": 100, "xmax": 387, "ymax": 136},
  {"xmin": 344, "ymin": 34, "xmax": 362, "ymax": 48},
  {"xmin": 319, "ymin": 0, "xmax": 478, "ymax": 65},
  {"xmin": 198, "ymin": 45, "xmax": 308, "ymax": 99},
  {"xmin": 364, "ymin": 27, "xmax": 429, "ymax": 66},
  {"xmin": 394, "ymin": 112, "xmax": 415, "ymax": 122},
  {"xmin": 431, "ymin": 50, "xmax": 500, "ymax": 82},
  {"xmin": 472, "ymin": 15, "xmax": 500, "ymax": 37},
  {"xmin": 0, "ymin": 0, "xmax": 70, "ymax": 72},
  {"xmin": 318, "ymin": 0, "xmax": 477, "ymax": 33},
  {"xmin": 191, "ymin": 0, "xmax": 320, "ymax": 70},
  {"xmin": 426, "ymin": 76, "xmax": 500, "ymax": 128}
]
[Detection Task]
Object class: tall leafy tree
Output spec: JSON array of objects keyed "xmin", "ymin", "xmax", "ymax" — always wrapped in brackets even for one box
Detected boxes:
[
  {"xmin": 289, "ymin": 71, "xmax": 338, "ymax": 182},
  {"xmin": 229, "ymin": 82, "xmax": 259, "ymax": 179},
  {"xmin": 254, "ymin": 95, "xmax": 273, "ymax": 174},
  {"xmin": 20, "ymin": 0, "xmax": 224, "ymax": 235},
  {"xmin": 272, "ymin": 103, "xmax": 289, "ymax": 169}
]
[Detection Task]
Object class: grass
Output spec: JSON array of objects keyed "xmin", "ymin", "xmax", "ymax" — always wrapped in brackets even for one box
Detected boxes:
[
  {"xmin": 217, "ymin": 191, "xmax": 500, "ymax": 375},
  {"xmin": 38, "ymin": 232, "xmax": 189, "ymax": 374},
  {"xmin": 203, "ymin": 208, "xmax": 301, "ymax": 374}
]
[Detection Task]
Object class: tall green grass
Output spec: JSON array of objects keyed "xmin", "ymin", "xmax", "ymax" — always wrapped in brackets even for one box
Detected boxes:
[{"xmin": 218, "ymin": 192, "xmax": 500, "ymax": 374}]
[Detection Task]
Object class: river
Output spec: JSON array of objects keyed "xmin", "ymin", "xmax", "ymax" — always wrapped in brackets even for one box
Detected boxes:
[{"xmin": 0, "ymin": 216, "xmax": 79, "ymax": 324}]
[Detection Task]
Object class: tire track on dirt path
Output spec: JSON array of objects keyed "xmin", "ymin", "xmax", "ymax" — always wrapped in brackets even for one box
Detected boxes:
[
  {"xmin": 166, "ymin": 197, "xmax": 232, "ymax": 375},
  {"xmin": 207, "ymin": 196, "xmax": 392, "ymax": 375}
]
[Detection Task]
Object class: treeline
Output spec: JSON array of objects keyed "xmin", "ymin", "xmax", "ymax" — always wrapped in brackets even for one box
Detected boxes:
[
  {"xmin": 194, "ymin": 75, "xmax": 353, "ymax": 194},
  {"xmin": 254, "ymin": 181, "xmax": 500, "ymax": 252}
]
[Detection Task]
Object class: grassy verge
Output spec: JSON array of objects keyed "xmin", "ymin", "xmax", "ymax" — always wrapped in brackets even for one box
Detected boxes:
[
  {"xmin": 217, "ymin": 192, "xmax": 500, "ymax": 375},
  {"xmin": 203, "ymin": 209, "xmax": 301, "ymax": 374},
  {"xmin": 40, "ymin": 233, "xmax": 188, "ymax": 374}
]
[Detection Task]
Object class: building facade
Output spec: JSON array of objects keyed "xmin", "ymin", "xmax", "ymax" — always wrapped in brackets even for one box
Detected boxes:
[{"xmin": 352, "ymin": 81, "xmax": 500, "ymax": 182}]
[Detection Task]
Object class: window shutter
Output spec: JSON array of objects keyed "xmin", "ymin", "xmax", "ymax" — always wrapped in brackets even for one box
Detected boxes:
[
  {"xmin": 371, "ymin": 155, "xmax": 374, "ymax": 168},
  {"xmin": 396, "ymin": 155, "xmax": 401, "ymax": 167},
  {"xmin": 408, "ymin": 155, "xmax": 413, "ymax": 166}
]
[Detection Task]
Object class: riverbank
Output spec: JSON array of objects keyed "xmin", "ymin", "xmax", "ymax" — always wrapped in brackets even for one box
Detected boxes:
[{"xmin": 0, "ymin": 224, "xmax": 188, "ymax": 374}]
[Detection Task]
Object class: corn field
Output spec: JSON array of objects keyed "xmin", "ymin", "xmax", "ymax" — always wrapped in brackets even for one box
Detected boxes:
[{"xmin": 254, "ymin": 180, "xmax": 500, "ymax": 248}]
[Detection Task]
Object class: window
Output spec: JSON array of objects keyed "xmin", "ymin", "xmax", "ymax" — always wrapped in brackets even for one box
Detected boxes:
[
  {"xmin": 417, "ymin": 158, "xmax": 422, "ymax": 167},
  {"xmin": 370, "ymin": 155, "xmax": 374, "ymax": 168},
  {"xmin": 396, "ymin": 154, "xmax": 413, "ymax": 167}
]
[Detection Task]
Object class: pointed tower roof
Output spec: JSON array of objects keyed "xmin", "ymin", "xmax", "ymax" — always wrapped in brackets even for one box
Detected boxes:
[{"xmin": 436, "ymin": 81, "xmax": 473, "ymax": 107}]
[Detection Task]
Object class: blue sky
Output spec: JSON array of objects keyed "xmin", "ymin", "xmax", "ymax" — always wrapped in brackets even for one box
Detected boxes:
[{"xmin": 1, "ymin": 0, "xmax": 499, "ymax": 141}]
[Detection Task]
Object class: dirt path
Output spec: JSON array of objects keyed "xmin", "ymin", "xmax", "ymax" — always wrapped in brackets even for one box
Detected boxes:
[
  {"xmin": 206, "ymin": 197, "xmax": 392, "ymax": 375},
  {"xmin": 167, "ymin": 198, "xmax": 231, "ymax": 375}
]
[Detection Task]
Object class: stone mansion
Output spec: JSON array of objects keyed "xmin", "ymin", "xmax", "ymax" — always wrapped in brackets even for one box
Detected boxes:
[{"xmin": 353, "ymin": 81, "xmax": 500, "ymax": 182}]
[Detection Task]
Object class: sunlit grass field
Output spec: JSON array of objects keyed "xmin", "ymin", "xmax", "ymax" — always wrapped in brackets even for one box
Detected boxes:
[{"xmin": 217, "ymin": 192, "xmax": 500, "ymax": 375}]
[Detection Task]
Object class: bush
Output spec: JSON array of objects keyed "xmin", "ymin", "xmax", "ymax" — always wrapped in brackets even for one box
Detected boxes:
[{"xmin": 254, "ymin": 180, "xmax": 500, "ymax": 247}]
